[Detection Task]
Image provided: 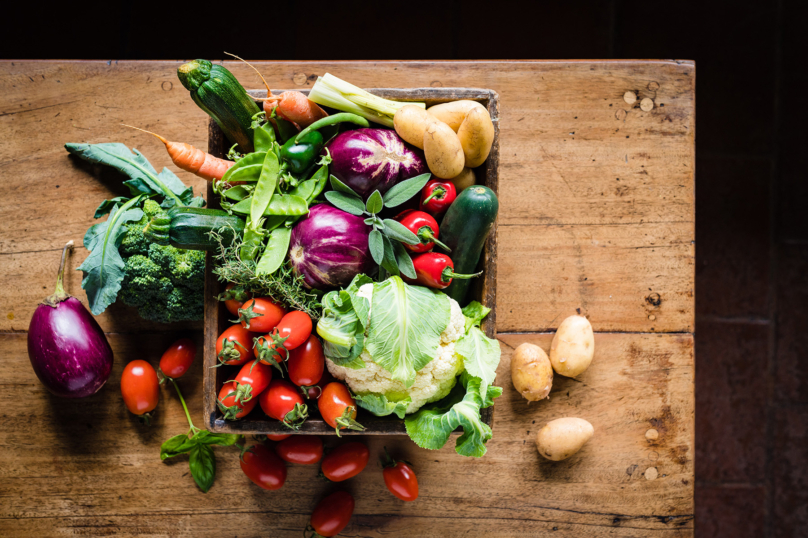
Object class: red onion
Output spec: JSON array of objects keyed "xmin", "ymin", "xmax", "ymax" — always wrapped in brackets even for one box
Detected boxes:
[{"xmin": 28, "ymin": 241, "xmax": 113, "ymax": 398}]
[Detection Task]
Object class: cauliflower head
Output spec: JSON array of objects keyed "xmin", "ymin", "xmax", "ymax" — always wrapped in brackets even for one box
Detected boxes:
[{"xmin": 326, "ymin": 285, "xmax": 466, "ymax": 414}]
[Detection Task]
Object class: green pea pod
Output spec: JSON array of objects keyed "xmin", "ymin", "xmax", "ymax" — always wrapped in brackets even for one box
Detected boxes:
[
  {"xmin": 290, "ymin": 179, "xmax": 317, "ymax": 201},
  {"xmin": 307, "ymin": 164, "xmax": 330, "ymax": 203},
  {"xmin": 251, "ymin": 151, "xmax": 280, "ymax": 222},
  {"xmin": 253, "ymin": 122, "xmax": 277, "ymax": 153},
  {"xmin": 221, "ymin": 151, "xmax": 266, "ymax": 183},
  {"xmin": 223, "ymin": 185, "xmax": 252, "ymax": 201},
  {"xmin": 272, "ymin": 116, "xmax": 299, "ymax": 144},
  {"xmin": 230, "ymin": 194, "xmax": 309, "ymax": 217},
  {"xmin": 239, "ymin": 218, "xmax": 265, "ymax": 261},
  {"xmin": 255, "ymin": 226, "xmax": 292, "ymax": 275}
]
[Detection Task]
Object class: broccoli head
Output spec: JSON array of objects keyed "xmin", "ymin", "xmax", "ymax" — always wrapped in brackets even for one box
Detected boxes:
[{"xmin": 118, "ymin": 200, "xmax": 205, "ymax": 323}]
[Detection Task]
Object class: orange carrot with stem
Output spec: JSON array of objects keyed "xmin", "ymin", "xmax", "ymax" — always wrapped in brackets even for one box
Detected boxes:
[
  {"xmin": 122, "ymin": 125, "xmax": 234, "ymax": 181},
  {"xmin": 224, "ymin": 52, "xmax": 328, "ymax": 128}
]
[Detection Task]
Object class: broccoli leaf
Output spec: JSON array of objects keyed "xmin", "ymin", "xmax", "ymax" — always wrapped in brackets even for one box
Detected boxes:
[
  {"xmin": 77, "ymin": 196, "xmax": 145, "ymax": 315},
  {"xmin": 405, "ymin": 372, "xmax": 502, "ymax": 458},
  {"xmin": 355, "ymin": 393, "xmax": 411, "ymax": 419},
  {"xmin": 455, "ymin": 326, "xmax": 501, "ymax": 397},
  {"xmin": 365, "ymin": 276, "xmax": 450, "ymax": 388}
]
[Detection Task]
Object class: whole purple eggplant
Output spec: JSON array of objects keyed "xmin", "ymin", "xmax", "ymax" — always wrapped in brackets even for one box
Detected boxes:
[
  {"xmin": 327, "ymin": 128, "xmax": 428, "ymax": 200},
  {"xmin": 28, "ymin": 241, "xmax": 113, "ymax": 398},
  {"xmin": 288, "ymin": 204, "xmax": 373, "ymax": 290}
]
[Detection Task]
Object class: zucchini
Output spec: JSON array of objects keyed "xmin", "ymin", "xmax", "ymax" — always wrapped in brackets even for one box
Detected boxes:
[
  {"xmin": 178, "ymin": 59, "xmax": 260, "ymax": 153},
  {"xmin": 439, "ymin": 186, "xmax": 499, "ymax": 304},
  {"xmin": 146, "ymin": 207, "xmax": 245, "ymax": 251}
]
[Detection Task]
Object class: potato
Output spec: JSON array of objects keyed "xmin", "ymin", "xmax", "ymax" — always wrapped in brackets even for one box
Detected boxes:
[
  {"xmin": 427, "ymin": 100, "xmax": 486, "ymax": 132},
  {"xmin": 511, "ymin": 343, "xmax": 553, "ymax": 402},
  {"xmin": 423, "ymin": 121, "xmax": 465, "ymax": 179},
  {"xmin": 536, "ymin": 417, "xmax": 594, "ymax": 461},
  {"xmin": 549, "ymin": 315, "xmax": 594, "ymax": 377},
  {"xmin": 450, "ymin": 167, "xmax": 476, "ymax": 193},
  {"xmin": 457, "ymin": 106, "xmax": 495, "ymax": 168},
  {"xmin": 394, "ymin": 104, "xmax": 435, "ymax": 149}
]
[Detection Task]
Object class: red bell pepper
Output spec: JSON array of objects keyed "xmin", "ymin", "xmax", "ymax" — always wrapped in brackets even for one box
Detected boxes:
[
  {"xmin": 420, "ymin": 179, "xmax": 457, "ymax": 215},
  {"xmin": 395, "ymin": 210, "xmax": 451, "ymax": 253},
  {"xmin": 409, "ymin": 252, "xmax": 482, "ymax": 289}
]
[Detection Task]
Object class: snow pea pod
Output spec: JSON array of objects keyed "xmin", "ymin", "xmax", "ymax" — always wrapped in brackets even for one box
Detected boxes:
[
  {"xmin": 223, "ymin": 185, "xmax": 252, "ymax": 201},
  {"xmin": 251, "ymin": 151, "xmax": 280, "ymax": 223},
  {"xmin": 221, "ymin": 151, "xmax": 266, "ymax": 183},
  {"xmin": 253, "ymin": 121, "xmax": 277, "ymax": 153},
  {"xmin": 255, "ymin": 226, "xmax": 292, "ymax": 275},
  {"xmin": 231, "ymin": 194, "xmax": 309, "ymax": 217},
  {"xmin": 239, "ymin": 219, "xmax": 265, "ymax": 261},
  {"xmin": 294, "ymin": 112, "xmax": 370, "ymax": 144}
]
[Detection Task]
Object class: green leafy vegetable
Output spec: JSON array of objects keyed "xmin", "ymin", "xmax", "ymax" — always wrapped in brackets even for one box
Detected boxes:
[
  {"xmin": 316, "ymin": 274, "xmax": 372, "ymax": 369},
  {"xmin": 365, "ymin": 276, "xmax": 450, "ymax": 387},
  {"xmin": 405, "ymin": 372, "xmax": 502, "ymax": 457},
  {"xmin": 189, "ymin": 445, "xmax": 216, "ymax": 492},
  {"xmin": 365, "ymin": 190, "xmax": 384, "ymax": 213},
  {"xmin": 325, "ymin": 190, "xmax": 365, "ymax": 216},
  {"xmin": 462, "ymin": 300, "xmax": 491, "ymax": 332},
  {"xmin": 382, "ymin": 173, "xmax": 432, "ymax": 207},
  {"xmin": 355, "ymin": 393, "xmax": 411, "ymax": 419},
  {"xmin": 455, "ymin": 326, "xmax": 501, "ymax": 396}
]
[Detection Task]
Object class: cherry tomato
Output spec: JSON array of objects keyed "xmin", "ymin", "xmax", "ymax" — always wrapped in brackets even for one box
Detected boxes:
[
  {"xmin": 260, "ymin": 379, "xmax": 308, "ymax": 429},
  {"xmin": 253, "ymin": 333, "xmax": 288, "ymax": 370},
  {"xmin": 267, "ymin": 434, "xmax": 291, "ymax": 441},
  {"xmin": 275, "ymin": 311, "xmax": 312, "ymax": 350},
  {"xmin": 288, "ymin": 334, "xmax": 324, "ymax": 386},
  {"xmin": 218, "ymin": 381, "xmax": 258, "ymax": 420},
  {"xmin": 309, "ymin": 491, "xmax": 355, "ymax": 537},
  {"xmin": 318, "ymin": 382, "xmax": 364, "ymax": 434},
  {"xmin": 382, "ymin": 449, "xmax": 419, "ymax": 501},
  {"xmin": 159, "ymin": 338, "xmax": 196, "ymax": 379},
  {"xmin": 240, "ymin": 444, "xmax": 287, "ymax": 490},
  {"xmin": 320, "ymin": 441, "xmax": 369, "ymax": 482},
  {"xmin": 230, "ymin": 360, "xmax": 273, "ymax": 403},
  {"xmin": 275, "ymin": 435, "xmax": 323, "ymax": 465},
  {"xmin": 238, "ymin": 297, "xmax": 286, "ymax": 333},
  {"xmin": 222, "ymin": 282, "xmax": 252, "ymax": 316},
  {"xmin": 216, "ymin": 324, "xmax": 256, "ymax": 366},
  {"xmin": 121, "ymin": 360, "xmax": 159, "ymax": 417}
]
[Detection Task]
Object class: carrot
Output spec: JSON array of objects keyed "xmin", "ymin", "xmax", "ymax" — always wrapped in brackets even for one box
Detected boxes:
[
  {"xmin": 224, "ymin": 52, "xmax": 328, "ymax": 128},
  {"xmin": 123, "ymin": 125, "xmax": 234, "ymax": 181}
]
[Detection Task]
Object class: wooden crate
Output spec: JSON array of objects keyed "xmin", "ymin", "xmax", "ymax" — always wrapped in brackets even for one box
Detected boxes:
[{"xmin": 203, "ymin": 87, "xmax": 500, "ymax": 435}]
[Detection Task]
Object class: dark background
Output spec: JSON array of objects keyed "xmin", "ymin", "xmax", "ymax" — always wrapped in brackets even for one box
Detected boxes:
[{"xmin": 4, "ymin": 1, "xmax": 806, "ymax": 536}]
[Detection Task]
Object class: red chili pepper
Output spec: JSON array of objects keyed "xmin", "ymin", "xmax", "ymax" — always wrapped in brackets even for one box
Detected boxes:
[
  {"xmin": 395, "ymin": 210, "xmax": 451, "ymax": 253},
  {"xmin": 410, "ymin": 252, "xmax": 482, "ymax": 289},
  {"xmin": 420, "ymin": 179, "xmax": 457, "ymax": 215}
]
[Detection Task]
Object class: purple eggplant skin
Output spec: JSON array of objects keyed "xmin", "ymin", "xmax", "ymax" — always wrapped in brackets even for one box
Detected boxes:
[
  {"xmin": 288, "ymin": 204, "xmax": 373, "ymax": 290},
  {"xmin": 27, "ymin": 242, "xmax": 113, "ymax": 398},
  {"xmin": 326, "ymin": 128, "xmax": 428, "ymax": 200}
]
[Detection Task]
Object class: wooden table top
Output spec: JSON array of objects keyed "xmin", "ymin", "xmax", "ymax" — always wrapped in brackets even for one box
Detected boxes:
[{"xmin": 0, "ymin": 60, "xmax": 695, "ymax": 537}]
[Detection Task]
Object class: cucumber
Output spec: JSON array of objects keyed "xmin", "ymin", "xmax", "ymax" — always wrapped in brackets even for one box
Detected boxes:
[
  {"xmin": 177, "ymin": 59, "xmax": 260, "ymax": 153},
  {"xmin": 439, "ymin": 186, "xmax": 498, "ymax": 304},
  {"xmin": 146, "ymin": 207, "xmax": 245, "ymax": 251}
]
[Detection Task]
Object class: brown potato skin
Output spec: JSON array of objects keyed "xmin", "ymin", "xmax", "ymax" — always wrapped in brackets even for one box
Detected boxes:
[
  {"xmin": 511, "ymin": 343, "xmax": 553, "ymax": 402},
  {"xmin": 394, "ymin": 105, "xmax": 434, "ymax": 149},
  {"xmin": 450, "ymin": 167, "xmax": 476, "ymax": 192},
  {"xmin": 423, "ymin": 121, "xmax": 465, "ymax": 179},
  {"xmin": 535, "ymin": 417, "xmax": 594, "ymax": 461},
  {"xmin": 550, "ymin": 315, "xmax": 595, "ymax": 378},
  {"xmin": 457, "ymin": 106, "xmax": 495, "ymax": 168},
  {"xmin": 426, "ymin": 100, "xmax": 485, "ymax": 132}
]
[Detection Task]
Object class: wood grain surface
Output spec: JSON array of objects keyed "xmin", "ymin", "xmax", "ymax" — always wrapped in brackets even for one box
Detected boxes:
[{"xmin": 0, "ymin": 60, "xmax": 695, "ymax": 537}]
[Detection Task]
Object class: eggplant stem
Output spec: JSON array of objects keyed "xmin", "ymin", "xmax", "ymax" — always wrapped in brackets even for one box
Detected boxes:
[{"xmin": 54, "ymin": 241, "xmax": 74, "ymax": 296}]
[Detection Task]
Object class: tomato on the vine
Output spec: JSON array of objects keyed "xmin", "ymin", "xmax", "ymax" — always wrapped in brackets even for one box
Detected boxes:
[
  {"xmin": 222, "ymin": 282, "xmax": 252, "ymax": 316},
  {"xmin": 382, "ymin": 448, "xmax": 419, "ymax": 501},
  {"xmin": 218, "ymin": 381, "xmax": 258, "ymax": 420},
  {"xmin": 260, "ymin": 379, "xmax": 308, "ymax": 430},
  {"xmin": 275, "ymin": 311, "xmax": 312, "ymax": 350},
  {"xmin": 275, "ymin": 435, "xmax": 323, "ymax": 465},
  {"xmin": 237, "ymin": 297, "xmax": 286, "ymax": 333},
  {"xmin": 159, "ymin": 338, "xmax": 196, "ymax": 379},
  {"xmin": 240, "ymin": 444, "xmax": 287, "ymax": 490},
  {"xmin": 308, "ymin": 491, "xmax": 354, "ymax": 538},
  {"xmin": 121, "ymin": 360, "xmax": 159, "ymax": 420},
  {"xmin": 253, "ymin": 333, "xmax": 288, "ymax": 372},
  {"xmin": 287, "ymin": 334, "xmax": 324, "ymax": 386},
  {"xmin": 320, "ymin": 441, "xmax": 369, "ymax": 482},
  {"xmin": 318, "ymin": 382, "xmax": 364, "ymax": 435},
  {"xmin": 267, "ymin": 433, "xmax": 291, "ymax": 441},
  {"xmin": 216, "ymin": 324, "xmax": 256, "ymax": 366},
  {"xmin": 229, "ymin": 360, "xmax": 273, "ymax": 404}
]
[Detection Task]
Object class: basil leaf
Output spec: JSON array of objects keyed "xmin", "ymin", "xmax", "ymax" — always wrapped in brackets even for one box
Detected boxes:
[
  {"xmin": 325, "ymin": 191, "xmax": 365, "ymax": 216},
  {"xmin": 330, "ymin": 174, "xmax": 360, "ymax": 197},
  {"xmin": 160, "ymin": 433, "xmax": 195, "ymax": 460},
  {"xmin": 366, "ymin": 190, "xmax": 383, "ymax": 214},
  {"xmin": 368, "ymin": 229, "xmax": 384, "ymax": 265},
  {"xmin": 382, "ymin": 173, "xmax": 432, "ymax": 207},
  {"xmin": 355, "ymin": 393, "xmax": 411, "ymax": 419},
  {"xmin": 256, "ymin": 227, "xmax": 292, "ymax": 275},
  {"xmin": 231, "ymin": 194, "xmax": 309, "ymax": 217},
  {"xmin": 93, "ymin": 197, "xmax": 130, "ymax": 218},
  {"xmin": 365, "ymin": 276, "xmax": 450, "ymax": 387},
  {"xmin": 77, "ymin": 196, "xmax": 145, "ymax": 315},
  {"xmin": 455, "ymin": 326, "xmax": 501, "ymax": 396},
  {"xmin": 382, "ymin": 219, "xmax": 420, "ymax": 245},
  {"xmin": 197, "ymin": 433, "xmax": 242, "ymax": 447},
  {"xmin": 222, "ymin": 152, "xmax": 267, "ymax": 183},
  {"xmin": 393, "ymin": 240, "xmax": 417, "ymax": 280},
  {"xmin": 189, "ymin": 444, "xmax": 216, "ymax": 493}
]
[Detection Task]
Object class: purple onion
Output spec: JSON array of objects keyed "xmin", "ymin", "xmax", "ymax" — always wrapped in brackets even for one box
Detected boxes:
[
  {"xmin": 289, "ymin": 204, "xmax": 373, "ymax": 290},
  {"xmin": 28, "ymin": 242, "xmax": 113, "ymax": 398},
  {"xmin": 326, "ymin": 128, "xmax": 428, "ymax": 199}
]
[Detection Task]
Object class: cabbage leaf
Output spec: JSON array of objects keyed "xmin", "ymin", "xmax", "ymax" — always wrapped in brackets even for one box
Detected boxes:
[
  {"xmin": 354, "ymin": 393, "xmax": 411, "ymax": 419},
  {"xmin": 316, "ymin": 274, "xmax": 372, "ymax": 369}
]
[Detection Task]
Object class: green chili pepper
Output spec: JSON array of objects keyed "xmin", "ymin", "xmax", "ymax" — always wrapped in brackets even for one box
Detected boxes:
[
  {"xmin": 280, "ymin": 130, "xmax": 324, "ymax": 174},
  {"xmin": 294, "ymin": 112, "xmax": 370, "ymax": 144}
]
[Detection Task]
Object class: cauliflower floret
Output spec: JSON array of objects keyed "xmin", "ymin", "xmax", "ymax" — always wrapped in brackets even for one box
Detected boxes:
[{"xmin": 326, "ymin": 293, "xmax": 467, "ymax": 414}]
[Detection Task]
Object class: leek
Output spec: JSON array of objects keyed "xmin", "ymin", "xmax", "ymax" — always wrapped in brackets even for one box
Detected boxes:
[{"xmin": 308, "ymin": 73, "xmax": 425, "ymax": 128}]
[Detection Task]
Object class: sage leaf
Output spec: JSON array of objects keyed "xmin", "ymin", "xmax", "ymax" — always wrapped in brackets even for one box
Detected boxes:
[
  {"xmin": 381, "ymin": 235, "xmax": 400, "ymax": 276},
  {"xmin": 382, "ymin": 219, "xmax": 420, "ymax": 245},
  {"xmin": 330, "ymin": 174, "xmax": 361, "ymax": 197},
  {"xmin": 366, "ymin": 190, "xmax": 383, "ymax": 214},
  {"xmin": 393, "ymin": 240, "xmax": 417, "ymax": 279},
  {"xmin": 189, "ymin": 444, "xmax": 216, "ymax": 493},
  {"xmin": 382, "ymin": 173, "xmax": 431, "ymax": 207},
  {"xmin": 325, "ymin": 191, "xmax": 365, "ymax": 216},
  {"xmin": 369, "ymin": 229, "xmax": 384, "ymax": 265}
]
